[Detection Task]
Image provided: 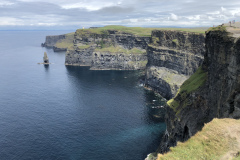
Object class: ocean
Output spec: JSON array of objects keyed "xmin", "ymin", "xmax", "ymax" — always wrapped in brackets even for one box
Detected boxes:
[{"xmin": 0, "ymin": 30, "xmax": 166, "ymax": 160}]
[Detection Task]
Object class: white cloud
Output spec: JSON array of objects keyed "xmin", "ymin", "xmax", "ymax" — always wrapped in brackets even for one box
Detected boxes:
[
  {"xmin": 61, "ymin": 2, "xmax": 115, "ymax": 11},
  {"xmin": 187, "ymin": 15, "xmax": 201, "ymax": 20},
  {"xmin": 0, "ymin": 1, "xmax": 14, "ymax": 6},
  {"xmin": 0, "ymin": 17, "xmax": 23, "ymax": 25},
  {"xmin": 235, "ymin": 12, "xmax": 240, "ymax": 17},
  {"xmin": 117, "ymin": 1, "xmax": 122, "ymax": 5},
  {"xmin": 169, "ymin": 13, "xmax": 178, "ymax": 21},
  {"xmin": 220, "ymin": 7, "xmax": 233, "ymax": 16},
  {"xmin": 37, "ymin": 23, "xmax": 58, "ymax": 26},
  {"xmin": 1, "ymin": 0, "xmax": 240, "ymax": 29}
]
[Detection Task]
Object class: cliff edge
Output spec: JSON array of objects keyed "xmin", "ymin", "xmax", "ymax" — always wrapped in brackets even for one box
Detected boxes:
[
  {"xmin": 156, "ymin": 118, "xmax": 240, "ymax": 160},
  {"xmin": 42, "ymin": 32, "xmax": 74, "ymax": 52},
  {"xmin": 145, "ymin": 30, "xmax": 205, "ymax": 99},
  {"xmin": 42, "ymin": 26, "xmax": 206, "ymax": 98},
  {"xmin": 65, "ymin": 26, "xmax": 151, "ymax": 70},
  {"xmin": 158, "ymin": 24, "xmax": 240, "ymax": 154}
]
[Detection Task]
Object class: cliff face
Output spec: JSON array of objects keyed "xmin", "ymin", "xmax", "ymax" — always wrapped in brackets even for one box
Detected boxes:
[
  {"xmin": 42, "ymin": 33, "xmax": 74, "ymax": 52},
  {"xmin": 159, "ymin": 27, "xmax": 240, "ymax": 153},
  {"xmin": 145, "ymin": 30, "xmax": 205, "ymax": 99},
  {"xmin": 65, "ymin": 29, "xmax": 150, "ymax": 70},
  {"xmin": 65, "ymin": 46, "xmax": 95, "ymax": 66},
  {"xmin": 43, "ymin": 28, "xmax": 205, "ymax": 97},
  {"xmin": 42, "ymin": 35, "xmax": 65, "ymax": 48},
  {"xmin": 91, "ymin": 51, "xmax": 147, "ymax": 70}
]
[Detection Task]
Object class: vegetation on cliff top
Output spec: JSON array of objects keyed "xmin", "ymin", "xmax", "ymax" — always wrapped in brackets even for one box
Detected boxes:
[
  {"xmin": 55, "ymin": 32, "xmax": 74, "ymax": 49},
  {"xmin": 75, "ymin": 25, "xmax": 207, "ymax": 37},
  {"xmin": 167, "ymin": 67, "xmax": 207, "ymax": 112},
  {"xmin": 76, "ymin": 25, "xmax": 157, "ymax": 37},
  {"xmin": 157, "ymin": 118, "xmax": 240, "ymax": 160},
  {"xmin": 95, "ymin": 45, "xmax": 146, "ymax": 54},
  {"xmin": 206, "ymin": 25, "xmax": 227, "ymax": 33},
  {"xmin": 76, "ymin": 45, "xmax": 91, "ymax": 50}
]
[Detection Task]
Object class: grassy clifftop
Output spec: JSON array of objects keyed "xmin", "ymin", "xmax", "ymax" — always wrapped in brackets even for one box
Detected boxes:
[
  {"xmin": 95, "ymin": 46, "xmax": 146, "ymax": 54},
  {"xmin": 75, "ymin": 25, "xmax": 207, "ymax": 37},
  {"xmin": 54, "ymin": 32, "xmax": 75, "ymax": 50},
  {"xmin": 157, "ymin": 118, "xmax": 240, "ymax": 160}
]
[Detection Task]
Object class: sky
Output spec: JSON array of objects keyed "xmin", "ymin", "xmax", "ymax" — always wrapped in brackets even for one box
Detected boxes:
[{"xmin": 0, "ymin": 0, "xmax": 240, "ymax": 30}]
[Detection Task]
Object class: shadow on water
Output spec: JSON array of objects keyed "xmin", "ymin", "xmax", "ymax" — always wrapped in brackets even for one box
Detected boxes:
[
  {"xmin": 142, "ymin": 89, "xmax": 167, "ymax": 157},
  {"xmin": 144, "ymin": 89, "xmax": 166, "ymax": 122},
  {"xmin": 44, "ymin": 64, "xmax": 49, "ymax": 71},
  {"xmin": 65, "ymin": 65, "xmax": 167, "ymax": 159}
]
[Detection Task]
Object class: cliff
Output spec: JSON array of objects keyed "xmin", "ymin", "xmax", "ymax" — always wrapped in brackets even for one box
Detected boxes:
[
  {"xmin": 65, "ymin": 27, "xmax": 205, "ymax": 74},
  {"xmin": 91, "ymin": 49, "xmax": 147, "ymax": 70},
  {"xmin": 43, "ymin": 26, "xmax": 205, "ymax": 97},
  {"xmin": 156, "ymin": 118, "xmax": 240, "ymax": 159},
  {"xmin": 42, "ymin": 32, "xmax": 74, "ymax": 52},
  {"xmin": 65, "ymin": 26, "xmax": 151, "ymax": 70},
  {"xmin": 145, "ymin": 30, "xmax": 205, "ymax": 99},
  {"xmin": 158, "ymin": 25, "xmax": 240, "ymax": 154}
]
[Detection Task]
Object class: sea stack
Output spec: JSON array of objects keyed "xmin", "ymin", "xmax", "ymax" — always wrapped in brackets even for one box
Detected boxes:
[{"xmin": 43, "ymin": 52, "xmax": 49, "ymax": 64}]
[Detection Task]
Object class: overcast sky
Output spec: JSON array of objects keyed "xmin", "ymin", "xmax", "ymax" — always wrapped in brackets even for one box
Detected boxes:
[{"xmin": 0, "ymin": 0, "xmax": 240, "ymax": 30}]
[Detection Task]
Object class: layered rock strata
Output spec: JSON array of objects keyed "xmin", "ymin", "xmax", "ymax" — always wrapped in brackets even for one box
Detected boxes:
[
  {"xmin": 65, "ymin": 29, "xmax": 150, "ymax": 70},
  {"xmin": 41, "ymin": 35, "xmax": 65, "ymax": 48},
  {"xmin": 91, "ymin": 51, "xmax": 147, "ymax": 70},
  {"xmin": 159, "ymin": 26, "xmax": 240, "ymax": 153},
  {"xmin": 41, "ymin": 33, "xmax": 74, "ymax": 52},
  {"xmin": 43, "ymin": 28, "xmax": 205, "ymax": 98},
  {"xmin": 145, "ymin": 30, "xmax": 205, "ymax": 99}
]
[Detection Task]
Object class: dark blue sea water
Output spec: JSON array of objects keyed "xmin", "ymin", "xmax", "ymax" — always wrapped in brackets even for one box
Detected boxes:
[{"xmin": 0, "ymin": 31, "xmax": 166, "ymax": 160}]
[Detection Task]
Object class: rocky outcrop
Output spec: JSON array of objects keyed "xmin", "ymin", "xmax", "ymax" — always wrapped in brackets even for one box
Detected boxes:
[
  {"xmin": 145, "ymin": 66, "xmax": 187, "ymax": 99},
  {"xmin": 43, "ymin": 52, "xmax": 49, "ymax": 63},
  {"xmin": 43, "ymin": 28, "xmax": 205, "ymax": 96},
  {"xmin": 65, "ymin": 46, "xmax": 96, "ymax": 66},
  {"xmin": 145, "ymin": 30, "xmax": 205, "ymax": 99},
  {"xmin": 65, "ymin": 29, "xmax": 150, "ymax": 70},
  {"xmin": 42, "ymin": 33, "xmax": 74, "ymax": 52},
  {"xmin": 41, "ymin": 35, "xmax": 65, "ymax": 48},
  {"xmin": 159, "ymin": 26, "xmax": 240, "ymax": 153},
  {"xmin": 91, "ymin": 51, "xmax": 147, "ymax": 70}
]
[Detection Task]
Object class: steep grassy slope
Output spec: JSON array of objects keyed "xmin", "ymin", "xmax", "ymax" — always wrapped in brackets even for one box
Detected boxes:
[
  {"xmin": 157, "ymin": 118, "xmax": 240, "ymax": 160},
  {"xmin": 54, "ymin": 32, "xmax": 75, "ymax": 50}
]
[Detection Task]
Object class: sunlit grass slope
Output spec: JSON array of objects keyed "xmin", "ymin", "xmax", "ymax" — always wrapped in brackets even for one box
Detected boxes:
[{"xmin": 158, "ymin": 118, "xmax": 240, "ymax": 160}]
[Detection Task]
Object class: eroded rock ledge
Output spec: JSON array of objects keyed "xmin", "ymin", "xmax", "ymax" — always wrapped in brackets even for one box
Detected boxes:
[{"xmin": 145, "ymin": 30, "xmax": 205, "ymax": 99}]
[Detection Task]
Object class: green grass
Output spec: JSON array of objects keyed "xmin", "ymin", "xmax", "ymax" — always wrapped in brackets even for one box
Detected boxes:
[
  {"xmin": 75, "ymin": 25, "xmax": 208, "ymax": 38},
  {"xmin": 178, "ymin": 67, "xmax": 207, "ymax": 94},
  {"xmin": 172, "ymin": 39, "xmax": 179, "ymax": 45},
  {"xmin": 76, "ymin": 45, "xmax": 90, "ymax": 50},
  {"xmin": 76, "ymin": 25, "xmax": 156, "ymax": 37},
  {"xmin": 152, "ymin": 36, "xmax": 159, "ymax": 45},
  {"xmin": 167, "ymin": 67, "xmax": 207, "ymax": 111},
  {"xmin": 206, "ymin": 25, "xmax": 227, "ymax": 33},
  {"xmin": 55, "ymin": 32, "xmax": 74, "ymax": 49},
  {"xmin": 158, "ymin": 118, "xmax": 240, "ymax": 160},
  {"xmin": 154, "ymin": 27, "xmax": 207, "ymax": 34},
  {"xmin": 95, "ymin": 45, "xmax": 146, "ymax": 54}
]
